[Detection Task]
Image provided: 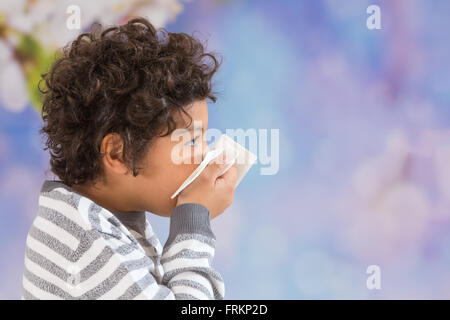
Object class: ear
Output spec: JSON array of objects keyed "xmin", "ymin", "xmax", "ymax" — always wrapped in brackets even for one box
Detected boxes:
[{"xmin": 100, "ymin": 133, "xmax": 130, "ymax": 175}]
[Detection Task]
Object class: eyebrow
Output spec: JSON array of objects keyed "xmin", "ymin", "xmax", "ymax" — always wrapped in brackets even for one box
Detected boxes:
[{"xmin": 186, "ymin": 125, "xmax": 204, "ymax": 133}]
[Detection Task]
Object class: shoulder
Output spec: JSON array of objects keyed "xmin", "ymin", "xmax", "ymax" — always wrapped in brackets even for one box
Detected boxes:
[
  {"xmin": 37, "ymin": 180, "xmax": 91, "ymax": 234},
  {"xmin": 31, "ymin": 180, "xmax": 161, "ymax": 260}
]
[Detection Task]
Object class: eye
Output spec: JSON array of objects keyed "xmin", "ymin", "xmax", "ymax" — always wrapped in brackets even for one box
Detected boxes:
[{"xmin": 187, "ymin": 135, "xmax": 200, "ymax": 146}]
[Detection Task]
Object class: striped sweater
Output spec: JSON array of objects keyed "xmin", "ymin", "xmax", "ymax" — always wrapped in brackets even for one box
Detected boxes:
[{"xmin": 21, "ymin": 180, "xmax": 225, "ymax": 300}]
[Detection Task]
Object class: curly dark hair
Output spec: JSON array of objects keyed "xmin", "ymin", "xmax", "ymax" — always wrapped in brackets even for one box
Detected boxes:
[{"xmin": 39, "ymin": 17, "xmax": 221, "ymax": 186}]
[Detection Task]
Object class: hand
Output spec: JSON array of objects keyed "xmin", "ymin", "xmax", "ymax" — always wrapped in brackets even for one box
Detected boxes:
[{"xmin": 176, "ymin": 153, "xmax": 238, "ymax": 219}]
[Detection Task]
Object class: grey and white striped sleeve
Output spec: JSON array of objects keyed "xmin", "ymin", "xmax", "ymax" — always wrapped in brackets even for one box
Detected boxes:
[{"xmin": 160, "ymin": 203, "xmax": 225, "ymax": 300}]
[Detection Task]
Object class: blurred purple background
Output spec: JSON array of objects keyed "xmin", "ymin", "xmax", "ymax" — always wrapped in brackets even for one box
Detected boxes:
[{"xmin": 1, "ymin": 0, "xmax": 450, "ymax": 299}]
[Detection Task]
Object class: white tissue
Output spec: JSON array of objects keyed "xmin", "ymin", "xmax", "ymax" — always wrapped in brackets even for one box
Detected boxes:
[{"xmin": 170, "ymin": 134, "xmax": 257, "ymax": 199}]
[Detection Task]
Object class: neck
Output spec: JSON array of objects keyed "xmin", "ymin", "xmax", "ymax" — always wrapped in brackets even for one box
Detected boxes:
[{"xmin": 71, "ymin": 180, "xmax": 136, "ymax": 214}]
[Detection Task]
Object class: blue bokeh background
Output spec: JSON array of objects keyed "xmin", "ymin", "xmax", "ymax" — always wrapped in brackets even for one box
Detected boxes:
[{"xmin": 1, "ymin": 0, "xmax": 450, "ymax": 299}]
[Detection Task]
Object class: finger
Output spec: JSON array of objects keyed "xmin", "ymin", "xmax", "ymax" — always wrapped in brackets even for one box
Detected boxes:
[
  {"xmin": 202, "ymin": 153, "xmax": 229, "ymax": 180},
  {"xmin": 219, "ymin": 164, "xmax": 238, "ymax": 186}
]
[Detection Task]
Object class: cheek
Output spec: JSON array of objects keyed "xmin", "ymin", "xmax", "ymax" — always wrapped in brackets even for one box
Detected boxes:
[
  {"xmin": 168, "ymin": 162, "xmax": 198, "ymax": 190},
  {"xmin": 137, "ymin": 161, "xmax": 195, "ymax": 216},
  {"xmin": 168, "ymin": 142, "xmax": 210, "ymax": 188},
  {"xmin": 148, "ymin": 156, "xmax": 197, "ymax": 195},
  {"xmin": 158, "ymin": 162, "xmax": 197, "ymax": 215},
  {"xmin": 146, "ymin": 140, "xmax": 209, "ymax": 199}
]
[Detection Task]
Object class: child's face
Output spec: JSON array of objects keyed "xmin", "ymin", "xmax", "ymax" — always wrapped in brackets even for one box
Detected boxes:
[{"xmin": 130, "ymin": 99, "xmax": 210, "ymax": 216}]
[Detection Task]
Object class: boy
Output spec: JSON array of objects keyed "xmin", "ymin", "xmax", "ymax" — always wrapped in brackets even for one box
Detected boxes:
[{"xmin": 21, "ymin": 17, "xmax": 237, "ymax": 300}]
